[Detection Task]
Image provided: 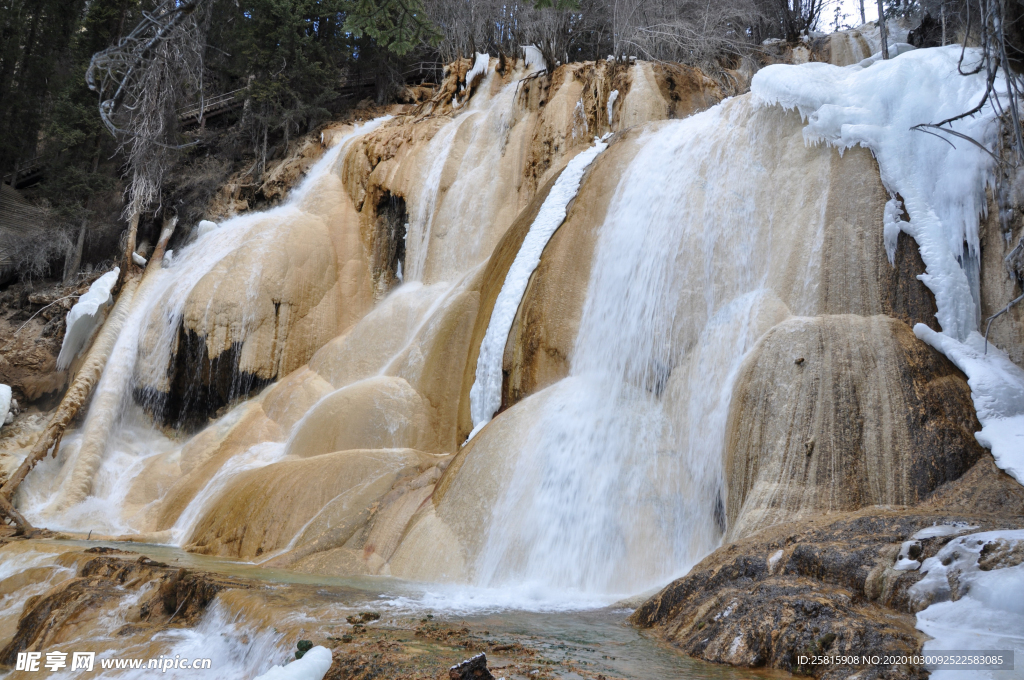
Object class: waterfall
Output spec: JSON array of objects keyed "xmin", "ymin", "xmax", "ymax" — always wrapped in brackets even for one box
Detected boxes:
[
  {"xmin": 472, "ymin": 99, "xmax": 812, "ymax": 596},
  {"xmin": 468, "ymin": 137, "xmax": 609, "ymax": 438},
  {"xmin": 16, "ymin": 118, "xmax": 389, "ymax": 533},
  {"xmin": 402, "ymin": 64, "xmax": 522, "ymax": 284}
]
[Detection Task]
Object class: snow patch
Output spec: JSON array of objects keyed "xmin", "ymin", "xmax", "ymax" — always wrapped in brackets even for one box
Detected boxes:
[
  {"xmin": 607, "ymin": 90, "xmax": 619, "ymax": 126},
  {"xmin": 468, "ymin": 138, "xmax": 610, "ymax": 439},
  {"xmin": 253, "ymin": 646, "xmax": 332, "ymax": 680},
  {"xmin": 0, "ymin": 384, "xmax": 10, "ymax": 428},
  {"xmin": 56, "ymin": 268, "xmax": 119, "ymax": 371},
  {"xmin": 752, "ymin": 46, "xmax": 1024, "ymax": 486},
  {"xmin": 910, "ymin": 530, "xmax": 1024, "ymax": 678}
]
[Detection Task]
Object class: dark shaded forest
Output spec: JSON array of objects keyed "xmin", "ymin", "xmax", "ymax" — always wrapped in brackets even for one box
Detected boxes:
[{"xmin": 0, "ymin": 0, "xmax": 976, "ymax": 284}]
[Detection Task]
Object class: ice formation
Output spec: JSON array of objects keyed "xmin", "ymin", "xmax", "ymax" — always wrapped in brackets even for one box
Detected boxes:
[
  {"xmin": 916, "ymin": 328, "xmax": 1024, "ymax": 484},
  {"xmin": 607, "ymin": 89, "xmax": 619, "ymax": 126},
  {"xmin": 912, "ymin": 522, "xmax": 979, "ymax": 540},
  {"xmin": 56, "ymin": 267, "xmax": 119, "ymax": 371},
  {"xmin": 523, "ymin": 45, "xmax": 547, "ymax": 72},
  {"xmin": 910, "ymin": 530, "xmax": 1024, "ymax": 678},
  {"xmin": 253, "ymin": 646, "xmax": 333, "ymax": 680},
  {"xmin": 466, "ymin": 52, "xmax": 490, "ymax": 89},
  {"xmin": 468, "ymin": 138, "xmax": 610, "ymax": 438},
  {"xmin": 752, "ymin": 46, "xmax": 1024, "ymax": 484},
  {"xmin": 0, "ymin": 383, "xmax": 10, "ymax": 427}
]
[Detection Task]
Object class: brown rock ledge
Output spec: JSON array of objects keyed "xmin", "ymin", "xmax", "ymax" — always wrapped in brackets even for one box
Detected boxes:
[{"xmin": 630, "ymin": 455, "xmax": 1024, "ymax": 679}]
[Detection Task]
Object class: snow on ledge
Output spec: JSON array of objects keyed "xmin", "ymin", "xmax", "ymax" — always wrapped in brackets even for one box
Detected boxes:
[
  {"xmin": 468, "ymin": 137, "xmax": 610, "ymax": 440},
  {"xmin": 56, "ymin": 268, "xmax": 120, "ymax": 371},
  {"xmin": 751, "ymin": 46, "xmax": 1024, "ymax": 487}
]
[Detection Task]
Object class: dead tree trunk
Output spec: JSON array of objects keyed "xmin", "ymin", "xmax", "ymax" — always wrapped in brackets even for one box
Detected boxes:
[
  {"xmin": 0, "ymin": 216, "xmax": 177, "ymax": 535},
  {"xmin": 878, "ymin": 0, "xmax": 889, "ymax": 58}
]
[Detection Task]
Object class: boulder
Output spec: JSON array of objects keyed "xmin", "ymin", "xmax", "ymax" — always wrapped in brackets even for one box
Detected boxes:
[{"xmin": 725, "ymin": 315, "xmax": 985, "ymax": 541}]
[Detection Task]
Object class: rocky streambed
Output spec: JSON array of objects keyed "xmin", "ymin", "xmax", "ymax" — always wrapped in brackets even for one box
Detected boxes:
[{"xmin": 0, "ymin": 535, "xmax": 783, "ymax": 680}]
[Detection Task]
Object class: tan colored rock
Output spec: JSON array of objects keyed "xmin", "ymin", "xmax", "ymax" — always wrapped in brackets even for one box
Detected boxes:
[
  {"xmin": 979, "ymin": 187, "xmax": 1024, "ymax": 369},
  {"xmin": 285, "ymin": 376, "xmax": 437, "ymax": 456},
  {"xmin": 185, "ymin": 448, "xmax": 432, "ymax": 559},
  {"xmin": 144, "ymin": 400, "xmax": 282, "ymax": 532},
  {"xmin": 725, "ymin": 315, "xmax": 986, "ymax": 541}
]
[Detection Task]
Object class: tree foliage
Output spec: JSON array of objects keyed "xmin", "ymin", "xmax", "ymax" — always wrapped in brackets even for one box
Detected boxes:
[{"xmin": 345, "ymin": 0, "xmax": 440, "ymax": 55}]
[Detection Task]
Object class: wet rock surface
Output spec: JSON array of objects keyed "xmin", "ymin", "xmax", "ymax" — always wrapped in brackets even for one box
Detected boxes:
[
  {"xmin": 0, "ymin": 545, "xmax": 249, "ymax": 667},
  {"xmin": 631, "ymin": 454, "xmax": 1024, "ymax": 679},
  {"xmin": 449, "ymin": 652, "xmax": 495, "ymax": 679}
]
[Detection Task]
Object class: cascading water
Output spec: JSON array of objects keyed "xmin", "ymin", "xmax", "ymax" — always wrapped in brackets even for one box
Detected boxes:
[
  {"xmin": 15, "ymin": 118, "xmax": 389, "ymax": 535},
  {"xmin": 402, "ymin": 61, "xmax": 526, "ymax": 284},
  {"xmin": 468, "ymin": 136, "xmax": 610, "ymax": 438},
  {"xmin": 472, "ymin": 99, "xmax": 824, "ymax": 596}
]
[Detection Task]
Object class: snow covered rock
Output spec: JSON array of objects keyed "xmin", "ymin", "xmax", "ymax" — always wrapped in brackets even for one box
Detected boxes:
[
  {"xmin": 56, "ymin": 268, "xmax": 119, "ymax": 371},
  {"xmin": 0, "ymin": 384, "xmax": 11, "ymax": 428},
  {"xmin": 752, "ymin": 46, "xmax": 1024, "ymax": 488},
  {"xmin": 910, "ymin": 530, "xmax": 1024, "ymax": 678},
  {"xmin": 253, "ymin": 646, "xmax": 332, "ymax": 680}
]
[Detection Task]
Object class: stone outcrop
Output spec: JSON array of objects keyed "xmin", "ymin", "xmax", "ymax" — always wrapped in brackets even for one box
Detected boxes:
[
  {"xmin": 0, "ymin": 547, "xmax": 245, "ymax": 666},
  {"xmin": 184, "ymin": 448, "xmax": 436, "ymax": 560},
  {"xmin": 725, "ymin": 315, "xmax": 985, "ymax": 540},
  {"xmin": 631, "ymin": 454, "xmax": 1024, "ymax": 679}
]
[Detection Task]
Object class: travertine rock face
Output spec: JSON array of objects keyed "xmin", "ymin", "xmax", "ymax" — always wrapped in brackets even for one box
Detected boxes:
[
  {"xmin": 185, "ymin": 448, "xmax": 434, "ymax": 560},
  {"xmin": 979, "ymin": 183, "xmax": 1024, "ymax": 369},
  {"xmin": 725, "ymin": 315, "xmax": 985, "ymax": 541}
]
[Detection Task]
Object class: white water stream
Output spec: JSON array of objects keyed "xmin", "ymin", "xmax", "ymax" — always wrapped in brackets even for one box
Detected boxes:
[
  {"xmin": 16, "ymin": 118, "xmax": 390, "ymax": 535},
  {"xmin": 472, "ymin": 102, "xmax": 791, "ymax": 595}
]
